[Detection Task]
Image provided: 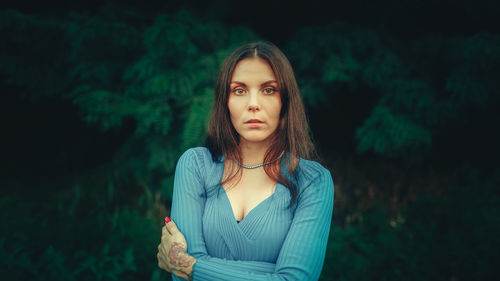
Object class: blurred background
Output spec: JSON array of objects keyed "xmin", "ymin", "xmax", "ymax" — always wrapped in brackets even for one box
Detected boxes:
[{"xmin": 0, "ymin": 0, "xmax": 499, "ymax": 280}]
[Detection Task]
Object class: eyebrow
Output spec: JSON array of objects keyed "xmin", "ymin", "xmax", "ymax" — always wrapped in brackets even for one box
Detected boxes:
[{"xmin": 230, "ymin": 80, "xmax": 278, "ymax": 86}]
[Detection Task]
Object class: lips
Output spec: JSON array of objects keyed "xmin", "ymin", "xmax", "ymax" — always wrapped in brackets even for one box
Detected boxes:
[{"xmin": 244, "ymin": 119, "xmax": 264, "ymax": 124}]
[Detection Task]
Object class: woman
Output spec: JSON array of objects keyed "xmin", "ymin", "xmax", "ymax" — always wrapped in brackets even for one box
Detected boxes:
[{"xmin": 157, "ymin": 41, "xmax": 334, "ymax": 281}]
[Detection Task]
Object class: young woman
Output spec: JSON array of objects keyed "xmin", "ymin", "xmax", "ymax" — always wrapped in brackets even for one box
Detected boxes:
[{"xmin": 157, "ymin": 41, "xmax": 334, "ymax": 281}]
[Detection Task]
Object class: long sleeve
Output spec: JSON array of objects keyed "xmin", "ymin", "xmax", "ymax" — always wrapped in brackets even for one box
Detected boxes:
[
  {"xmin": 171, "ymin": 148, "xmax": 334, "ymax": 281},
  {"xmin": 170, "ymin": 149, "xmax": 277, "ymax": 281}
]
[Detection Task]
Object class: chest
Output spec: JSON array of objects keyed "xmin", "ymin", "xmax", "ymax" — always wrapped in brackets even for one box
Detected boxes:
[
  {"xmin": 223, "ymin": 168, "xmax": 277, "ymax": 221},
  {"xmin": 202, "ymin": 178, "xmax": 295, "ymax": 262}
]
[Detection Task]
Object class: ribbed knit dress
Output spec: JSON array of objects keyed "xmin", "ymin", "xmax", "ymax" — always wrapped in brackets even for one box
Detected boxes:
[{"xmin": 170, "ymin": 147, "xmax": 334, "ymax": 281}]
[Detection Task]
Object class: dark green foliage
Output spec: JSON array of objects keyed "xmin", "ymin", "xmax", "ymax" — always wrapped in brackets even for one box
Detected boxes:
[
  {"xmin": 285, "ymin": 25, "xmax": 500, "ymax": 161},
  {"xmin": 320, "ymin": 169, "xmax": 500, "ymax": 281},
  {"xmin": 0, "ymin": 162, "xmax": 175, "ymax": 280},
  {"xmin": 0, "ymin": 184, "xmax": 167, "ymax": 280},
  {"xmin": 356, "ymin": 106, "xmax": 432, "ymax": 158},
  {"xmin": 0, "ymin": 4, "xmax": 498, "ymax": 281}
]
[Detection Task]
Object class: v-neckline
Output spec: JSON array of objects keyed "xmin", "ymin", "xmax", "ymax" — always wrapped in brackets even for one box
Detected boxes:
[
  {"xmin": 217, "ymin": 154, "xmax": 282, "ymax": 225},
  {"xmin": 220, "ymin": 185, "xmax": 277, "ymax": 225}
]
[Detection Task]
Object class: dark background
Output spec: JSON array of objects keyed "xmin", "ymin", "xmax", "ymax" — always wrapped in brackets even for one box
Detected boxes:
[{"xmin": 1, "ymin": 1, "xmax": 499, "ymax": 280}]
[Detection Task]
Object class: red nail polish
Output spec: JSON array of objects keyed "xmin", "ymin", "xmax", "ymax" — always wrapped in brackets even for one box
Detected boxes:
[{"xmin": 164, "ymin": 216, "xmax": 171, "ymax": 224}]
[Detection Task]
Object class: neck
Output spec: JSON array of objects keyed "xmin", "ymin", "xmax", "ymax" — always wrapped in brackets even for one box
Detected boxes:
[{"xmin": 238, "ymin": 139, "xmax": 271, "ymax": 166}]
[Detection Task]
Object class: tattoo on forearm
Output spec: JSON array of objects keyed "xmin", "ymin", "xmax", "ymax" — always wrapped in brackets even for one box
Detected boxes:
[
  {"xmin": 168, "ymin": 242, "xmax": 190, "ymax": 267},
  {"xmin": 168, "ymin": 242, "xmax": 195, "ymax": 280}
]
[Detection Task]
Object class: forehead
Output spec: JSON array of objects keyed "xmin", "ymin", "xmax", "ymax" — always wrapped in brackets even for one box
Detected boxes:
[{"xmin": 231, "ymin": 58, "xmax": 276, "ymax": 82}]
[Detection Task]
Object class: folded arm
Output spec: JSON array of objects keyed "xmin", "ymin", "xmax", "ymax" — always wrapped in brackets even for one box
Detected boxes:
[{"xmin": 169, "ymin": 148, "xmax": 334, "ymax": 281}]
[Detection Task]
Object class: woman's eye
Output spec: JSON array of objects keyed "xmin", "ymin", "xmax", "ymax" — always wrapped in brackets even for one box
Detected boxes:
[
  {"xmin": 233, "ymin": 88, "xmax": 246, "ymax": 95},
  {"xmin": 263, "ymin": 88, "xmax": 276, "ymax": 95}
]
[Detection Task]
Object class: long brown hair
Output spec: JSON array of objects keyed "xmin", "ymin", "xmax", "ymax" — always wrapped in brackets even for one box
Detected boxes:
[{"xmin": 205, "ymin": 41, "xmax": 315, "ymax": 206}]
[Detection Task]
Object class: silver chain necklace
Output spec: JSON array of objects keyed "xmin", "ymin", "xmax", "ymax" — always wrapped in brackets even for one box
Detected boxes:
[{"xmin": 232, "ymin": 151, "xmax": 285, "ymax": 169}]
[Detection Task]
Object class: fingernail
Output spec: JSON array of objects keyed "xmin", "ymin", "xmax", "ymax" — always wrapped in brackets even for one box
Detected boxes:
[{"xmin": 164, "ymin": 216, "xmax": 171, "ymax": 224}]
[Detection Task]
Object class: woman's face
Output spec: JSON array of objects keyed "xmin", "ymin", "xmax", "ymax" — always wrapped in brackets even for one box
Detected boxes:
[{"xmin": 228, "ymin": 57, "xmax": 282, "ymax": 146}]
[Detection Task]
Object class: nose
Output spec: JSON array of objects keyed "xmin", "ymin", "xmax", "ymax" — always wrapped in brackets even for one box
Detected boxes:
[
  {"xmin": 248, "ymin": 104, "xmax": 260, "ymax": 112},
  {"xmin": 247, "ymin": 91, "xmax": 260, "ymax": 112}
]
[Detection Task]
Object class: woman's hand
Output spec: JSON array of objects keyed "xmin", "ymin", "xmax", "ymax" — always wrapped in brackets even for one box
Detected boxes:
[{"xmin": 157, "ymin": 217, "xmax": 197, "ymax": 281}]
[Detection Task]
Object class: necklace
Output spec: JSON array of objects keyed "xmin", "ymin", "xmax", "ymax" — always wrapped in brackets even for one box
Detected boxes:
[{"xmin": 232, "ymin": 151, "xmax": 285, "ymax": 169}]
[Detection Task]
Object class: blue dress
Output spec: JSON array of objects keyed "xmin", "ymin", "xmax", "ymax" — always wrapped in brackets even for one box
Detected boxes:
[{"xmin": 170, "ymin": 147, "xmax": 334, "ymax": 281}]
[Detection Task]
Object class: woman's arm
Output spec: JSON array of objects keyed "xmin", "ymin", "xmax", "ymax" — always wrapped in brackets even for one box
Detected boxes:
[
  {"xmin": 168, "ymin": 148, "xmax": 277, "ymax": 280},
  {"xmin": 166, "ymin": 148, "xmax": 334, "ymax": 281}
]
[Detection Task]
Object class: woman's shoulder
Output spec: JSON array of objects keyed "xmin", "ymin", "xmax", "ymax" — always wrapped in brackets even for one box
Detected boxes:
[
  {"xmin": 297, "ymin": 158, "xmax": 331, "ymax": 179},
  {"xmin": 294, "ymin": 158, "xmax": 333, "ymax": 194},
  {"xmin": 177, "ymin": 147, "xmax": 222, "ymax": 188},
  {"xmin": 181, "ymin": 146, "xmax": 212, "ymax": 159},
  {"xmin": 178, "ymin": 146, "xmax": 222, "ymax": 167},
  {"xmin": 181, "ymin": 146, "xmax": 220, "ymax": 161}
]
